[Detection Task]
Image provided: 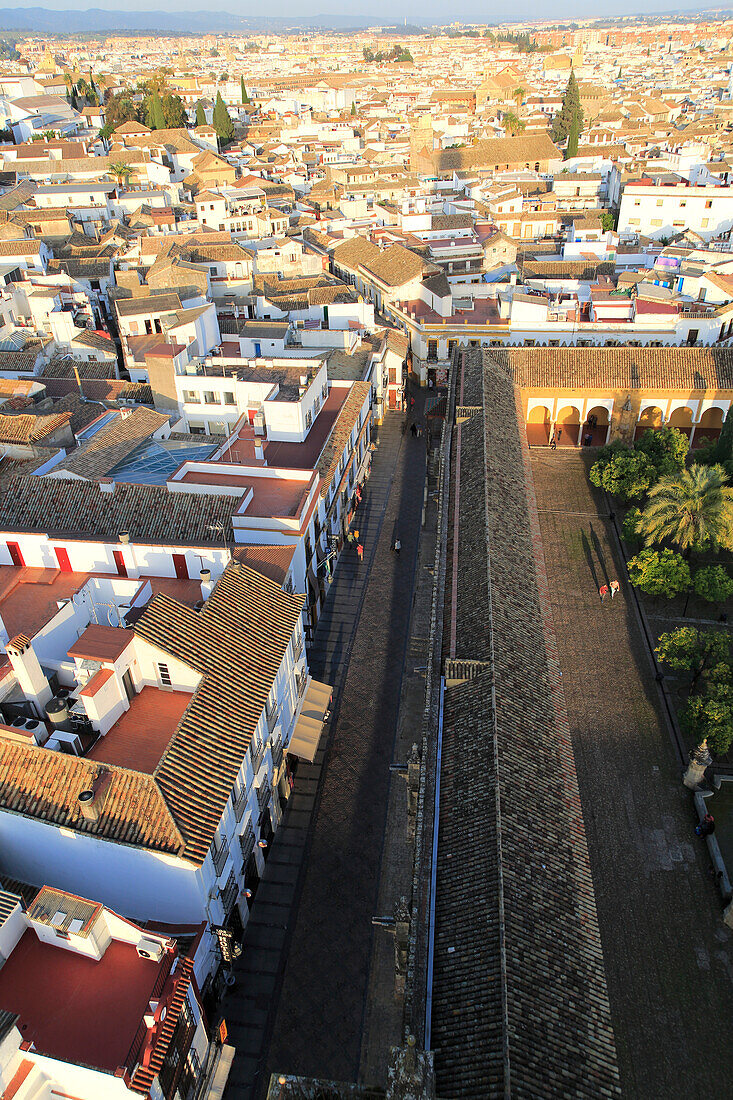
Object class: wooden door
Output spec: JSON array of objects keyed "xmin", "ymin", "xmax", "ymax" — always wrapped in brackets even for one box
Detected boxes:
[
  {"xmin": 172, "ymin": 553, "xmax": 189, "ymax": 579},
  {"xmin": 54, "ymin": 547, "xmax": 71, "ymax": 573},
  {"xmin": 6, "ymin": 542, "xmax": 23, "ymax": 568},
  {"xmin": 113, "ymin": 550, "xmax": 128, "ymax": 577}
]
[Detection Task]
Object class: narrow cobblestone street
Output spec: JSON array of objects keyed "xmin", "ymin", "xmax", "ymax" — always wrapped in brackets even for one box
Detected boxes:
[
  {"xmin": 531, "ymin": 450, "xmax": 733, "ymax": 1100},
  {"xmin": 224, "ymin": 402, "xmax": 427, "ymax": 1098}
]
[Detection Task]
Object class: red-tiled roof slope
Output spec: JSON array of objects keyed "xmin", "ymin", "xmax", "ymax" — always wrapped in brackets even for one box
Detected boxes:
[
  {"xmin": 130, "ymin": 957, "xmax": 194, "ymax": 1094},
  {"xmin": 0, "ymin": 744, "xmax": 183, "ymax": 852},
  {"xmin": 489, "ymin": 346, "xmax": 733, "ymax": 391},
  {"xmin": 136, "ymin": 561, "xmax": 304, "ymax": 863}
]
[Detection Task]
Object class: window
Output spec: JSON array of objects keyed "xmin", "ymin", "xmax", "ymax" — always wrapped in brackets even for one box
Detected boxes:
[
  {"xmin": 702, "ymin": 219, "xmax": 709, "ymax": 229},
  {"xmin": 656, "ymin": 198, "xmax": 663, "ymax": 207},
  {"xmin": 204, "ymin": 391, "xmax": 217, "ymax": 404},
  {"xmin": 211, "ymin": 833, "xmax": 229, "ymax": 877},
  {"xmin": 183, "ymin": 390, "xmax": 200, "ymax": 403},
  {"xmin": 651, "ymin": 219, "xmax": 662, "ymax": 227},
  {"xmin": 232, "ymin": 774, "xmax": 247, "ymax": 820},
  {"xmin": 305, "ymin": 409, "xmax": 313, "ymax": 430},
  {"xmin": 680, "ymin": 200, "xmax": 687, "ymax": 208},
  {"xmin": 223, "ymin": 391, "xmax": 236, "ymax": 405},
  {"xmin": 706, "ymin": 200, "xmax": 713, "ymax": 209},
  {"xmin": 158, "ymin": 662, "xmax": 171, "ymax": 687},
  {"xmin": 239, "ymin": 818, "xmax": 255, "ymax": 865},
  {"xmin": 628, "ymin": 218, "xmax": 641, "ymax": 226}
]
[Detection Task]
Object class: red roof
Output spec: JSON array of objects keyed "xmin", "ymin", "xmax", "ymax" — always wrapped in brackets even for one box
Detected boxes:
[
  {"xmin": 0, "ymin": 930, "xmax": 170, "ymax": 1072},
  {"xmin": 68, "ymin": 624, "xmax": 134, "ymax": 663}
]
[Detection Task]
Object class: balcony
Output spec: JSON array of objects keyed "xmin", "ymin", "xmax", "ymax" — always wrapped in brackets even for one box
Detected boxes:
[
  {"xmin": 256, "ymin": 774, "xmax": 271, "ymax": 813},
  {"xmin": 211, "ymin": 839, "xmax": 229, "ymax": 878},
  {"xmin": 271, "ymin": 735, "xmax": 283, "ymax": 772}
]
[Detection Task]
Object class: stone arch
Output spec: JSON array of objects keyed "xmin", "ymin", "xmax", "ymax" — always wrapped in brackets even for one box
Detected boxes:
[
  {"xmin": 584, "ymin": 404, "xmax": 611, "ymax": 446},
  {"xmin": 635, "ymin": 405, "xmax": 664, "ymax": 442},
  {"xmin": 556, "ymin": 404, "xmax": 581, "ymax": 447},
  {"xmin": 526, "ymin": 403, "xmax": 551, "ymax": 446},
  {"xmin": 694, "ymin": 405, "xmax": 725, "ymax": 448}
]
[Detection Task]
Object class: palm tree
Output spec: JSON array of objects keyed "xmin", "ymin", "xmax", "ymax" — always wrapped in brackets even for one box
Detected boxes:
[
  {"xmin": 513, "ymin": 86, "xmax": 525, "ymax": 109},
  {"xmin": 108, "ymin": 161, "xmax": 132, "ymax": 188},
  {"xmin": 503, "ymin": 112, "xmax": 526, "ymax": 137},
  {"xmin": 638, "ymin": 463, "xmax": 733, "ymax": 555}
]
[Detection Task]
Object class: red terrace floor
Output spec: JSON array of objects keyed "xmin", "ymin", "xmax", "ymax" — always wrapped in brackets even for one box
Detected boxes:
[
  {"xmin": 0, "ymin": 930, "xmax": 166, "ymax": 1072},
  {"xmin": 264, "ymin": 387, "xmax": 348, "ymax": 469},
  {"xmin": 87, "ymin": 686, "xmax": 193, "ymax": 773},
  {"xmin": 0, "ymin": 568, "xmax": 93, "ymax": 641},
  {"xmin": 178, "ymin": 469, "xmax": 308, "ymax": 517}
]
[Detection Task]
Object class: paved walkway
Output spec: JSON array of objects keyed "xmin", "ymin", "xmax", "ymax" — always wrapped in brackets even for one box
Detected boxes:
[
  {"xmin": 224, "ymin": 403, "xmax": 427, "ymax": 1098},
  {"xmin": 531, "ymin": 451, "xmax": 733, "ymax": 1100}
]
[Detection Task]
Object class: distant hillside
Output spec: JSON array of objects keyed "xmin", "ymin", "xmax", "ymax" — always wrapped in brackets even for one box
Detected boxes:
[{"xmin": 0, "ymin": 8, "xmax": 384, "ymax": 33}]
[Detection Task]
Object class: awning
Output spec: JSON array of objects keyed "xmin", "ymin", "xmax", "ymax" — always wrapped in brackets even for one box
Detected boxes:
[{"xmin": 288, "ymin": 678, "xmax": 332, "ymax": 763}]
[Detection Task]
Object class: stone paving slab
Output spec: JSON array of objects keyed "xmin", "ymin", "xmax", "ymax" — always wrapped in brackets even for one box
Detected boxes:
[
  {"xmin": 531, "ymin": 451, "xmax": 733, "ymax": 1100},
  {"xmin": 224, "ymin": 409, "xmax": 425, "ymax": 1099}
]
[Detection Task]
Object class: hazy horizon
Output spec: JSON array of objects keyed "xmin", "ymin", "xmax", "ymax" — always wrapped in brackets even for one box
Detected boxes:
[{"xmin": 0, "ymin": 0, "xmax": 723, "ymax": 22}]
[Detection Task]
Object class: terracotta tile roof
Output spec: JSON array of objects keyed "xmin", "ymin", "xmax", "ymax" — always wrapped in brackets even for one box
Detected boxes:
[
  {"xmin": 129, "ymin": 957, "xmax": 195, "ymax": 1095},
  {"xmin": 316, "ymin": 381, "xmax": 371, "ymax": 497},
  {"xmin": 432, "ymin": 349, "xmax": 620, "ymax": 1097},
  {"xmin": 56, "ymin": 407, "xmax": 171, "ymax": 479},
  {"xmin": 0, "ymin": 411, "xmax": 71, "ymax": 445},
  {"xmin": 0, "ymin": 743, "xmax": 184, "ymax": 853},
  {"xmin": 135, "ymin": 561, "xmax": 304, "ymax": 862},
  {"xmin": 68, "ymin": 624, "xmax": 134, "ymax": 663},
  {"xmin": 0, "ymin": 476, "xmax": 241, "ymax": 545},
  {"xmin": 488, "ymin": 346, "xmax": 733, "ymax": 391}
]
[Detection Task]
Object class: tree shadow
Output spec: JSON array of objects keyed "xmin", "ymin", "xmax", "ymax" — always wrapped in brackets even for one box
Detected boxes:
[
  {"xmin": 591, "ymin": 524, "xmax": 611, "ymax": 587},
  {"xmin": 582, "ymin": 530, "xmax": 599, "ymax": 590}
]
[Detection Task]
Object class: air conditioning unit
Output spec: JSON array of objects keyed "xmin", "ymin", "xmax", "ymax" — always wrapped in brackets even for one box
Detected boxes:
[
  {"xmin": 136, "ymin": 938, "xmax": 164, "ymax": 962},
  {"xmin": 52, "ymin": 729, "xmax": 83, "ymax": 755}
]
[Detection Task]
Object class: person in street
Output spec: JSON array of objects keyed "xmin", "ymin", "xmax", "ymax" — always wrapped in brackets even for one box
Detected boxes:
[
  {"xmin": 556, "ymin": 427, "xmax": 563, "ymax": 444},
  {"xmin": 610, "ymin": 580, "xmax": 620, "ymax": 598},
  {"xmin": 411, "ymin": 422, "xmax": 417, "ymax": 436},
  {"xmin": 357, "ymin": 543, "xmax": 364, "ymax": 562},
  {"xmin": 696, "ymin": 813, "xmax": 715, "ymax": 837},
  {"xmin": 599, "ymin": 584, "xmax": 609, "ymax": 601},
  {"xmin": 393, "ymin": 538, "xmax": 401, "ymax": 554},
  {"xmin": 584, "ymin": 432, "xmax": 593, "ymax": 447}
]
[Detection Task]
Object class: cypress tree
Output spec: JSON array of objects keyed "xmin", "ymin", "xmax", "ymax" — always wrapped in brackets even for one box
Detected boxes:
[
  {"xmin": 213, "ymin": 91, "xmax": 234, "ymax": 143},
  {"xmin": 565, "ymin": 112, "xmax": 580, "ymax": 159},
  {"xmin": 147, "ymin": 90, "xmax": 165, "ymax": 130},
  {"xmin": 196, "ymin": 100, "xmax": 207, "ymax": 128},
  {"xmin": 241, "ymin": 76, "xmax": 249, "ymax": 104},
  {"xmin": 551, "ymin": 70, "xmax": 583, "ymax": 146}
]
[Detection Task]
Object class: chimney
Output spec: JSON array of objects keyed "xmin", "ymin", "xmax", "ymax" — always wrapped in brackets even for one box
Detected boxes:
[
  {"xmin": 200, "ymin": 568, "xmax": 213, "ymax": 601},
  {"xmin": 6, "ymin": 633, "xmax": 52, "ymax": 716},
  {"xmin": 77, "ymin": 768, "xmax": 111, "ymax": 824}
]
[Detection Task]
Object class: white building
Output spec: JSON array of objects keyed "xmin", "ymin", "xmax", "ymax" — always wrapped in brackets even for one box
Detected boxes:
[{"xmin": 618, "ymin": 179, "xmax": 733, "ymax": 242}]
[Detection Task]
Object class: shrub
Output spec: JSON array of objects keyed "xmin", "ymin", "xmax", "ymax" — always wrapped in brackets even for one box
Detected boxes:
[
  {"xmin": 590, "ymin": 450, "xmax": 656, "ymax": 502},
  {"xmin": 634, "ymin": 426, "xmax": 689, "ymax": 478},
  {"xmin": 627, "ymin": 548, "xmax": 691, "ymax": 598},
  {"xmin": 680, "ymin": 694, "xmax": 733, "ymax": 756},
  {"xmin": 621, "ymin": 507, "xmax": 643, "ymax": 546},
  {"xmin": 693, "ymin": 565, "xmax": 733, "ymax": 604}
]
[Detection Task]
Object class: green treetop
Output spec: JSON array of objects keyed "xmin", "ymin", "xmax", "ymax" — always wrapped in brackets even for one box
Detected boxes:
[
  {"xmin": 551, "ymin": 70, "xmax": 583, "ymax": 147},
  {"xmin": 241, "ymin": 76, "xmax": 249, "ymax": 104},
  {"xmin": 196, "ymin": 101, "xmax": 207, "ymax": 128},
  {"xmin": 213, "ymin": 91, "xmax": 234, "ymax": 143}
]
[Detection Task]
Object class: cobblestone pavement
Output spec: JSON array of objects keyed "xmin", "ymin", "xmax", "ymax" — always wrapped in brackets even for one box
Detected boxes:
[
  {"xmin": 531, "ymin": 450, "xmax": 733, "ymax": 1100},
  {"xmin": 223, "ymin": 403, "xmax": 427, "ymax": 1098}
]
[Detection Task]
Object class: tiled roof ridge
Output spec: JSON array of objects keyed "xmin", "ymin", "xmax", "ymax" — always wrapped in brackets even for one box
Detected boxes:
[{"xmin": 478, "ymin": 349, "xmax": 621, "ymax": 1095}]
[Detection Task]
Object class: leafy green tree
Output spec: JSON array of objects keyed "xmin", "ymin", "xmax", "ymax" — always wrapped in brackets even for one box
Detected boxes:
[
  {"xmin": 241, "ymin": 76, "xmax": 249, "ymax": 104},
  {"xmin": 213, "ymin": 91, "xmax": 234, "ymax": 142},
  {"xmin": 590, "ymin": 449, "xmax": 656, "ymax": 501},
  {"xmin": 350, "ymin": 100, "xmax": 356, "ymax": 116},
  {"xmin": 108, "ymin": 160, "xmax": 132, "ymax": 187},
  {"xmin": 693, "ymin": 565, "xmax": 733, "ymax": 604},
  {"xmin": 655, "ymin": 626, "xmax": 730, "ymax": 689},
  {"xmin": 627, "ymin": 548, "xmax": 691, "ymax": 598},
  {"xmin": 195, "ymin": 101, "xmax": 207, "ymax": 128},
  {"xmin": 637, "ymin": 464, "xmax": 733, "ymax": 555},
  {"xmin": 600, "ymin": 211, "xmax": 616, "ymax": 233},
  {"xmin": 634, "ymin": 426, "xmax": 689, "ymax": 478},
  {"xmin": 709, "ymin": 404, "xmax": 733, "ymax": 470},
  {"xmin": 681, "ymin": 694, "xmax": 733, "ymax": 756},
  {"xmin": 162, "ymin": 94, "xmax": 186, "ymax": 129},
  {"xmin": 550, "ymin": 70, "xmax": 583, "ymax": 146},
  {"xmin": 622, "ymin": 506, "xmax": 643, "ymax": 546},
  {"xmin": 100, "ymin": 93, "xmax": 139, "ymax": 139}
]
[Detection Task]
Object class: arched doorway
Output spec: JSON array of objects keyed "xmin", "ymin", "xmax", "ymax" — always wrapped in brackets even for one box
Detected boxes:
[
  {"xmin": 583, "ymin": 405, "xmax": 610, "ymax": 446},
  {"xmin": 634, "ymin": 405, "xmax": 664, "ymax": 442},
  {"xmin": 527, "ymin": 404, "xmax": 551, "ymax": 446},
  {"xmin": 555, "ymin": 405, "xmax": 581, "ymax": 447},
  {"xmin": 667, "ymin": 406, "xmax": 694, "ymax": 440},
  {"xmin": 694, "ymin": 406, "xmax": 725, "ymax": 448}
]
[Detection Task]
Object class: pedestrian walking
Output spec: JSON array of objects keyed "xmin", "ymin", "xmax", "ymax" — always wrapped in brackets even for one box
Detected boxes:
[
  {"xmin": 353, "ymin": 529, "xmax": 359, "ymax": 542},
  {"xmin": 556, "ymin": 427, "xmax": 563, "ymax": 444},
  {"xmin": 393, "ymin": 538, "xmax": 401, "ymax": 554},
  {"xmin": 410, "ymin": 421, "xmax": 417, "ymax": 436},
  {"xmin": 696, "ymin": 813, "xmax": 715, "ymax": 838},
  {"xmin": 550, "ymin": 437, "xmax": 557, "ymax": 450},
  {"xmin": 610, "ymin": 580, "xmax": 620, "ymax": 598},
  {"xmin": 357, "ymin": 543, "xmax": 364, "ymax": 562},
  {"xmin": 599, "ymin": 584, "xmax": 609, "ymax": 601},
  {"xmin": 584, "ymin": 432, "xmax": 593, "ymax": 447}
]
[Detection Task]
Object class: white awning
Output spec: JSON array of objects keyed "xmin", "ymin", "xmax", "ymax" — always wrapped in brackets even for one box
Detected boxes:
[{"xmin": 288, "ymin": 678, "xmax": 332, "ymax": 763}]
